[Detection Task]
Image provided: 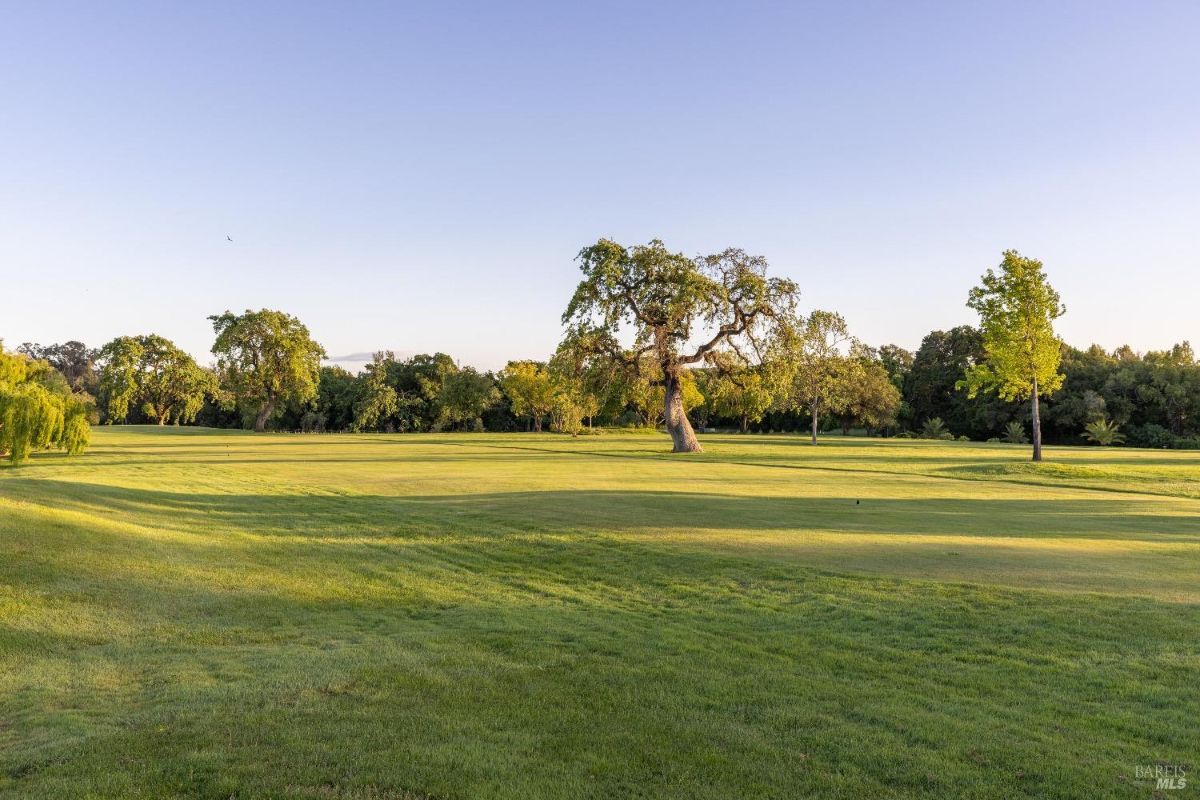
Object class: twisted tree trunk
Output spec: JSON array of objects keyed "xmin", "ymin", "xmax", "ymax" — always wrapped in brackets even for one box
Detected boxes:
[
  {"xmin": 663, "ymin": 369, "xmax": 701, "ymax": 452},
  {"xmin": 254, "ymin": 398, "xmax": 275, "ymax": 433}
]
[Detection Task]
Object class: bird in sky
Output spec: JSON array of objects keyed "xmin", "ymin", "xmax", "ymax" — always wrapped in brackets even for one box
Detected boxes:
[{"xmin": 226, "ymin": 235, "xmax": 233, "ymax": 242}]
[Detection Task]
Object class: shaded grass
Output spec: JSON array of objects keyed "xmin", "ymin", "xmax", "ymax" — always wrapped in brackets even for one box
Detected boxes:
[{"xmin": 1, "ymin": 428, "xmax": 1198, "ymax": 798}]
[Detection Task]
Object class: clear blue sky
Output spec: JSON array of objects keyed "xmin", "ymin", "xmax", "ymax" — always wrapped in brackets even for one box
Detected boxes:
[{"xmin": 3, "ymin": 1, "xmax": 1198, "ymax": 370}]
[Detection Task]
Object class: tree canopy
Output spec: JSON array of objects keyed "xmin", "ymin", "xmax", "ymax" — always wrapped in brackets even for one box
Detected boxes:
[
  {"xmin": 562, "ymin": 239, "xmax": 799, "ymax": 452},
  {"xmin": 960, "ymin": 250, "xmax": 1065, "ymax": 461},
  {"xmin": 775, "ymin": 310, "xmax": 857, "ymax": 444},
  {"xmin": 209, "ymin": 309, "xmax": 326, "ymax": 432},
  {"xmin": 0, "ymin": 343, "xmax": 91, "ymax": 464},
  {"xmin": 499, "ymin": 361, "xmax": 557, "ymax": 432},
  {"xmin": 98, "ymin": 334, "xmax": 216, "ymax": 425}
]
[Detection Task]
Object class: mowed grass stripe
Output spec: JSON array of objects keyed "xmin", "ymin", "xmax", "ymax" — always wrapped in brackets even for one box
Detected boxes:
[{"xmin": 1, "ymin": 427, "xmax": 1197, "ymax": 798}]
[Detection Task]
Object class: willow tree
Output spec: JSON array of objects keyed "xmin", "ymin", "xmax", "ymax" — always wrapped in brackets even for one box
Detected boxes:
[
  {"xmin": 562, "ymin": 239, "xmax": 798, "ymax": 452},
  {"xmin": 0, "ymin": 344, "xmax": 90, "ymax": 464},
  {"xmin": 960, "ymin": 250, "xmax": 1065, "ymax": 461},
  {"xmin": 210, "ymin": 309, "xmax": 326, "ymax": 432},
  {"xmin": 98, "ymin": 334, "xmax": 216, "ymax": 425}
]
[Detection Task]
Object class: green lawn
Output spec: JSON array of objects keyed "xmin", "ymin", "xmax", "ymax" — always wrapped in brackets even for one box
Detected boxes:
[{"xmin": 2, "ymin": 428, "xmax": 1197, "ymax": 799}]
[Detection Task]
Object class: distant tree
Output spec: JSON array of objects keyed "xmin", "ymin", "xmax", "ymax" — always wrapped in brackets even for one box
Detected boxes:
[
  {"xmin": 399, "ymin": 353, "xmax": 458, "ymax": 431},
  {"xmin": 353, "ymin": 352, "xmax": 402, "ymax": 432},
  {"xmin": 435, "ymin": 367, "xmax": 499, "ymax": 431},
  {"xmin": 209, "ymin": 309, "xmax": 326, "ymax": 432},
  {"xmin": 775, "ymin": 310, "xmax": 857, "ymax": 444},
  {"xmin": 878, "ymin": 345, "xmax": 913, "ymax": 391},
  {"xmin": 97, "ymin": 335, "xmax": 216, "ymax": 425},
  {"xmin": 315, "ymin": 366, "xmax": 360, "ymax": 432},
  {"xmin": 960, "ymin": 251, "xmax": 1065, "ymax": 461},
  {"xmin": 546, "ymin": 350, "xmax": 603, "ymax": 433},
  {"xmin": 1002, "ymin": 421, "xmax": 1029, "ymax": 444},
  {"xmin": 0, "ymin": 343, "xmax": 90, "ymax": 464},
  {"xmin": 18, "ymin": 341, "xmax": 98, "ymax": 394},
  {"xmin": 903, "ymin": 326, "xmax": 1008, "ymax": 437},
  {"xmin": 499, "ymin": 360, "xmax": 556, "ymax": 432},
  {"xmin": 841, "ymin": 350, "xmax": 902, "ymax": 435},
  {"xmin": 562, "ymin": 239, "xmax": 798, "ymax": 452},
  {"xmin": 706, "ymin": 361, "xmax": 775, "ymax": 433},
  {"xmin": 1083, "ymin": 417, "xmax": 1125, "ymax": 446}
]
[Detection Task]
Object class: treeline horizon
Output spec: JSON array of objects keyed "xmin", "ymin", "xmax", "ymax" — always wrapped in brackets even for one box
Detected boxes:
[
  {"xmin": 7, "ymin": 240, "xmax": 1199, "ymax": 463},
  {"xmin": 12, "ymin": 323, "xmax": 1200, "ymax": 449}
]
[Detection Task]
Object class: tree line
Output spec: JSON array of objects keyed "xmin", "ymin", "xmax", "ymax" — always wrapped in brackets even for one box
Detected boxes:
[{"xmin": 4, "ymin": 240, "xmax": 1196, "ymax": 464}]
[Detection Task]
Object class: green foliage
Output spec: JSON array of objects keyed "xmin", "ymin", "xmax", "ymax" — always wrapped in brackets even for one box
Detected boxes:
[
  {"xmin": 775, "ymin": 310, "xmax": 858, "ymax": 442},
  {"xmin": 562, "ymin": 239, "xmax": 799, "ymax": 451},
  {"xmin": 1002, "ymin": 421, "xmax": 1029, "ymax": 444},
  {"xmin": 961, "ymin": 250, "xmax": 1066, "ymax": 403},
  {"xmin": 1083, "ymin": 417, "xmax": 1125, "ymax": 446},
  {"xmin": 499, "ymin": 361, "xmax": 557, "ymax": 432},
  {"xmin": 18, "ymin": 340, "xmax": 99, "ymax": 393},
  {"xmin": 840, "ymin": 348, "xmax": 902, "ymax": 433},
  {"xmin": 0, "ymin": 343, "xmax": 91, "ymax": 463},
  {"xmin": 709, "ymin": 369, "xmax": 773, "ymax": 433},
  {"xmin": 352, "ymin": 352, "xmax": 403, "ymax": 432},
  {"xmin": 350, "ymin": 352, "xmax": 471, "ymax": 433},
  {"xmin": 919, "ymin": 417, "xmax": 953, "ymax": 440},
  {"xmin": 435, "ymin": 367, "xmax": 500, "ymax": 431},
  {"xmin": 209, "ymin": 309, "xmax": 326, "ymax": 431},
  {"xmin": 314, "ymin": 366, "xmax": 360, "ymax": 432},
  {"xmin": 98, "ymin": 334, "xmax": 216, "ymax": 424}
]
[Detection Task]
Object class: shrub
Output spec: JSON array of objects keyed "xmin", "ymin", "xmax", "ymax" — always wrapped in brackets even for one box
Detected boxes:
[
  {"xmin": 1129, "ymin": 423, "xmax": 1176, "ymax": 449},
  {"xmin": 920, "ymin": 418, "xmax": 953, "ymax": 440},
  {"xmin": 1002, "ymin": 421, "xmax": 1028, "ymax": 444},
  {"xmin": 1082, "ymin": 417, "xmax": 1124, "ymax": 446},
  {"xmin": 300, "ymin": 411, "xmax": 326, "ymax": 433}
]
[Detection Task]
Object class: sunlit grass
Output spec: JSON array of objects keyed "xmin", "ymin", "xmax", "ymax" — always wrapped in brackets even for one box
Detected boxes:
[{"xmin": 2, "ymin": 428, "xmax": 1197, "ymax": 798}]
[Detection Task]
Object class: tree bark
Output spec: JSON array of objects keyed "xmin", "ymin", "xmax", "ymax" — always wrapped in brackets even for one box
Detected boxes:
[
  {"xmin": 810, "ymin": 400, "xmax": 819, "ymax": 444},
  {"xmin": 533, "ymin": 415, "xmax": 542, "ymax": 433},
  {"xmin": 663, "ymin": 369, "xmax": 701, "ymax": 452},
  {"xmin": 1031, "ymin": 376, "xmax": 1042, "ymax": 462},
  {"xmin": 740, "ymin": 414, "xmax": 749, "ymax": 434},
  {"xmin": 254, "ymin": 398, "xmax": 275, "ymax": 433}
]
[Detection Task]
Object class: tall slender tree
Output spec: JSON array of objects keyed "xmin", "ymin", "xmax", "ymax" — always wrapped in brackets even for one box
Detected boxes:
[
  {"xmin": 776, "ymin": 310, "xmax": 857, "ymax": 444},
  {"xmin": 562, "ymin": 239, "xmax": 798, "ymax": 452},
  {"xmin": 960, "ymin": 250, "xmax": 1065, "ymax": 461}
]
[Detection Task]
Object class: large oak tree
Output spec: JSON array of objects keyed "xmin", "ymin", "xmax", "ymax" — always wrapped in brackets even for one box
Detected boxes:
[
  {"xmin": 98, "ymin": 334, "xmax": 215, "ymax": 425},
  {"xmin": 561, "ymin": 239, "xmax": 798, "ymax": 452},
  {"xmin": 210, "ymin": 309, "xmax": 326, "ymax": 432}
]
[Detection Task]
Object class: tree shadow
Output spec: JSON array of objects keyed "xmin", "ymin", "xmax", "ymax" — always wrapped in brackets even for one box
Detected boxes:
[{"xmin": 7, "ymin": 479, "xmax": 1200, "ymax": 544}]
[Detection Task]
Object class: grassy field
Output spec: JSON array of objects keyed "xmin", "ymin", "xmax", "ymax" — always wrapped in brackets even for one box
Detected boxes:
[{"xmin": 2, "ymin": 427, "xmax": 1198, "ymax": 799}]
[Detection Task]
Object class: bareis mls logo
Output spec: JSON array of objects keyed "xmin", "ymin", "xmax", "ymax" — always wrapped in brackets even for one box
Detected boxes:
[{"xmin": 1136, "ymin": 764, "xmax": 1188, "ymax": 791}]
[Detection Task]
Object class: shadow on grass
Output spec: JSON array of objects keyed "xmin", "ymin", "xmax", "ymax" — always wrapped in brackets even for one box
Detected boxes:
[{"xmin": 6, "ymin": 479, "xmax": 1200, "ymax": 543}]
